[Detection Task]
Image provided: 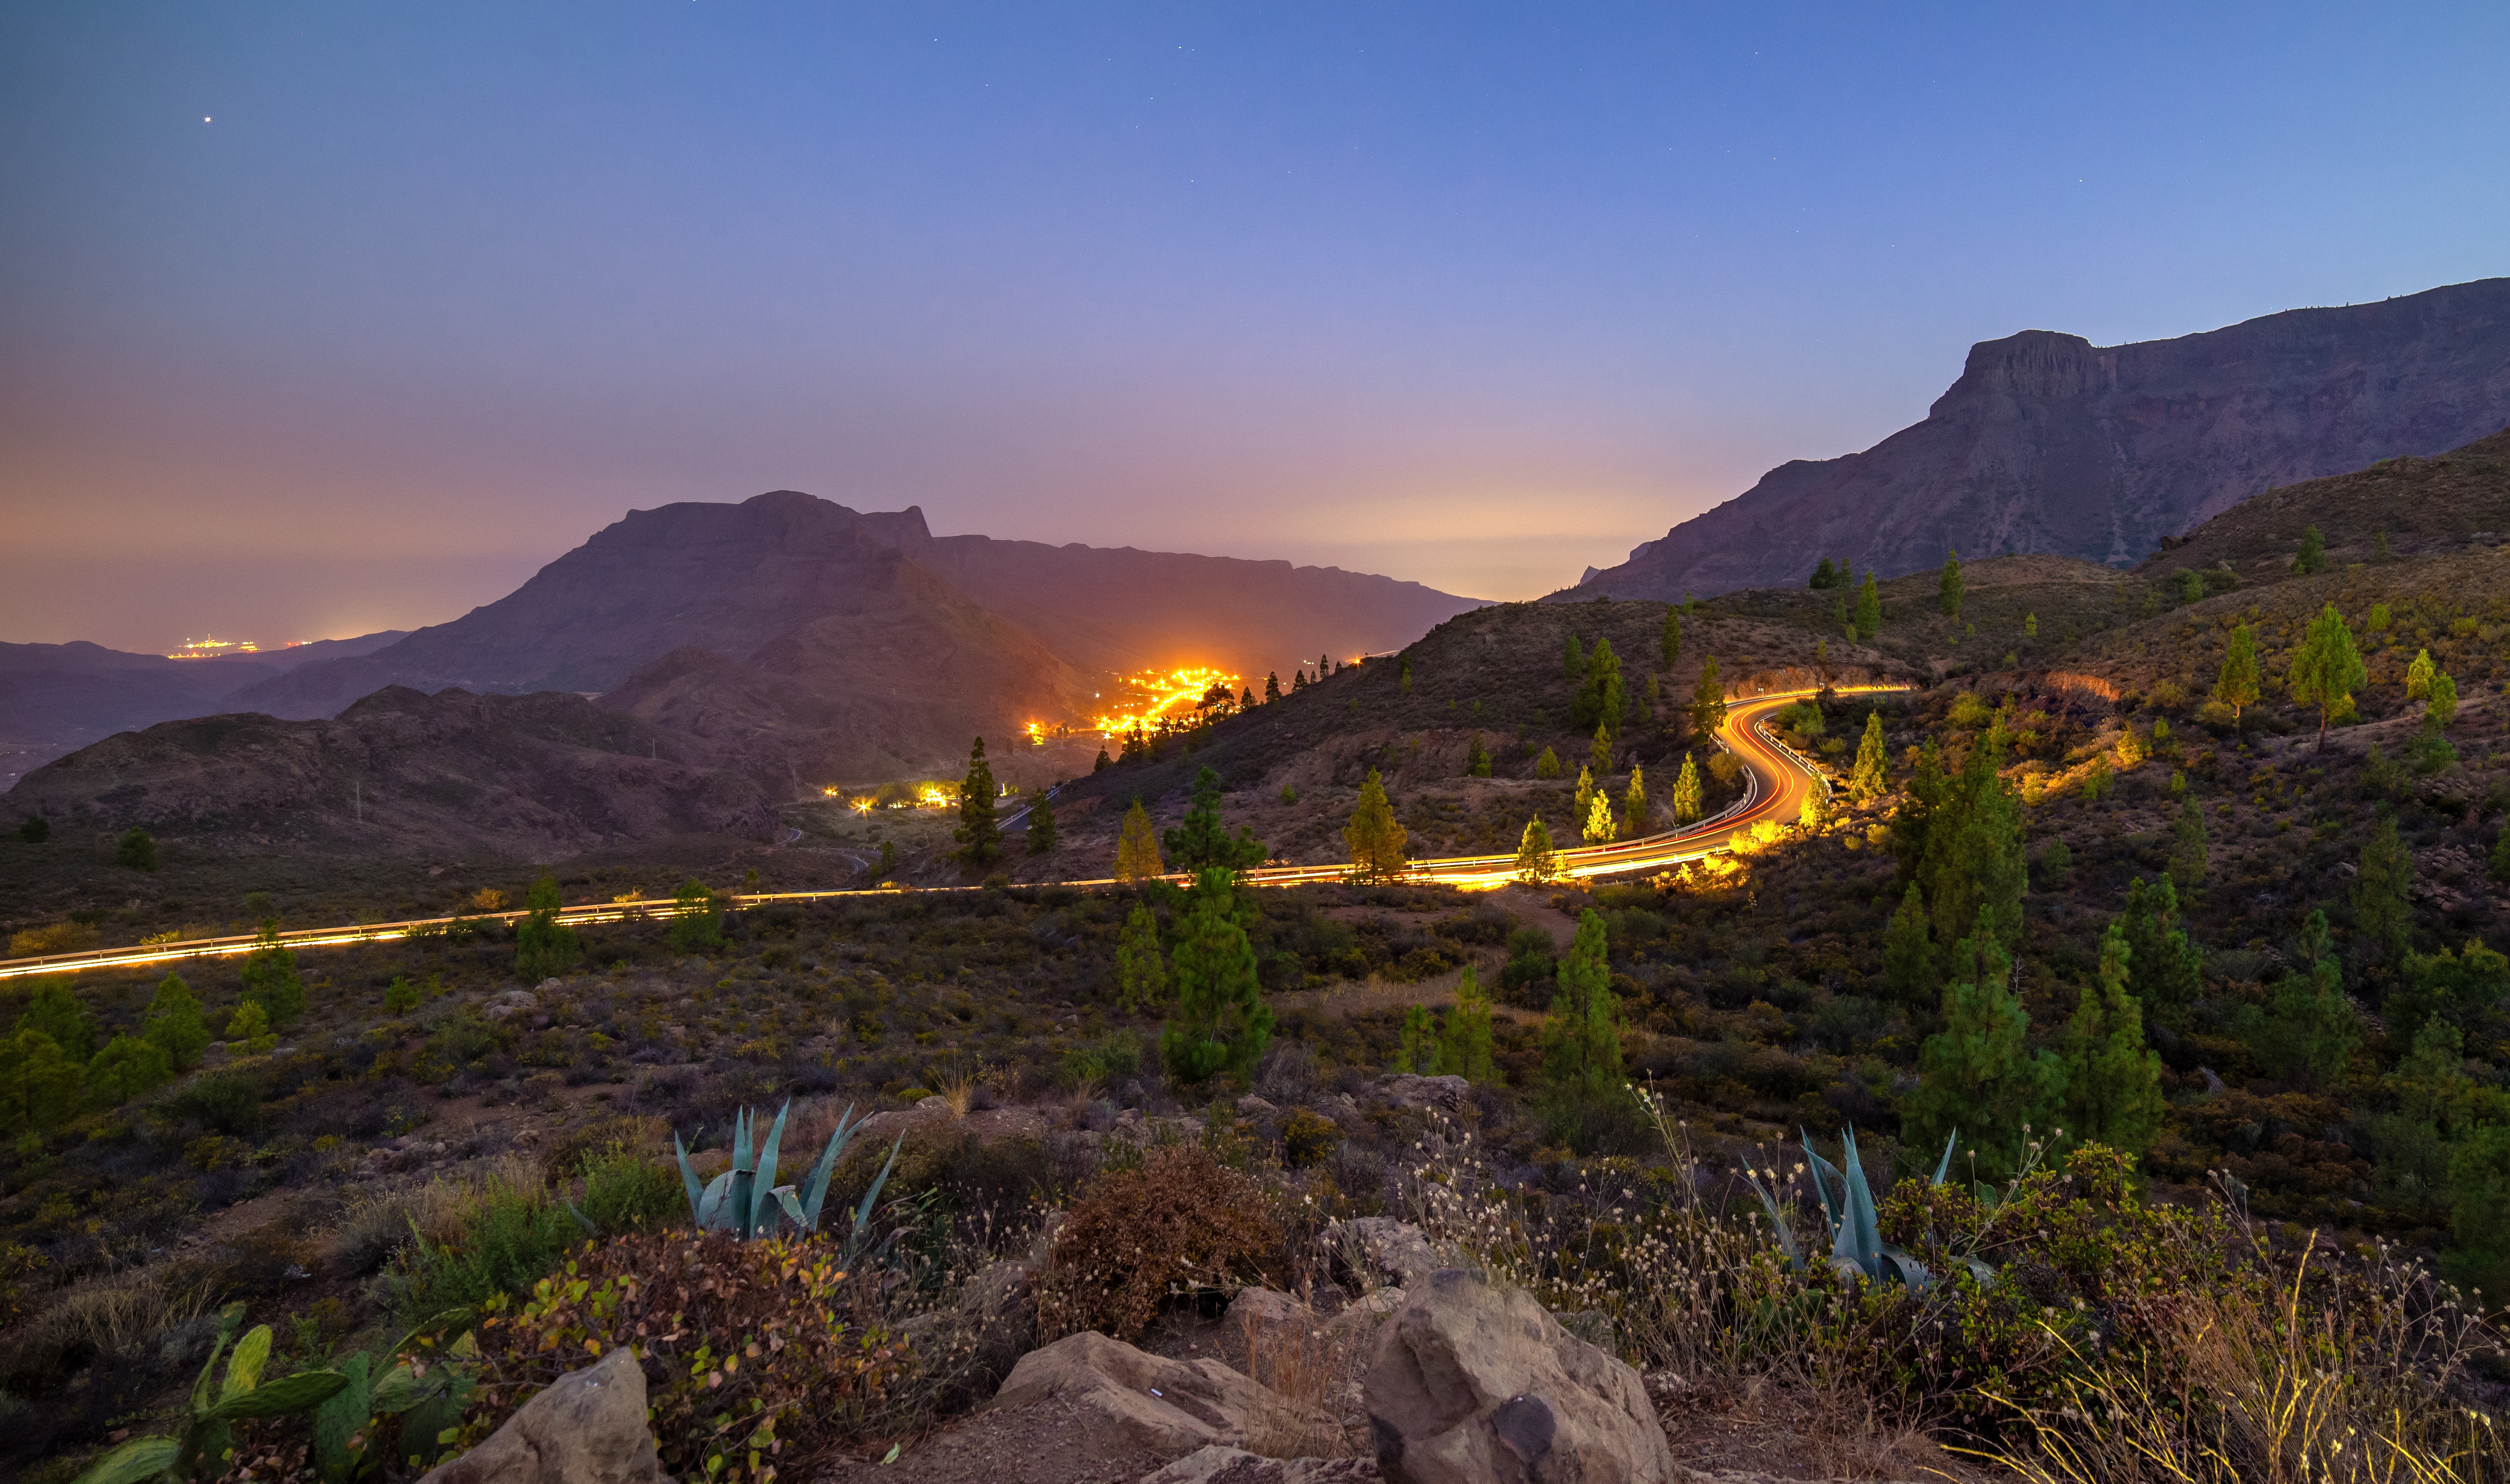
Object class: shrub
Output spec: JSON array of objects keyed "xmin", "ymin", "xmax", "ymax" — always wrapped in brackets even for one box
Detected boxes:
[
  {"xmin": 575, "ymin": 1143, "xmax": 682, "ymax": 1235},
  {"xmin": 1036, "ymin": 1143, "xmax": 1281, "ymax": 1341},
  {"xmin": 1280, "ymin": 1108, "xmax": 1341, "ymax": 1168},
  {"xmin": 159, "ymin": 1071, "xmax": 265, "ymax": 1136},
  {"xmin": 385, "ymin": 1168, "xmax": 588, "ymax": 1324},
  {"xmin": 462, "ymin": 1231, "xmax": 906, "ymax": 1483},
  {"xmin": 7, "ymin": 922, "xmax": 99, "ymax": 957},
  {"xmin": 115, "ymin": 828, "xmax": 157, "ymax": 871}
]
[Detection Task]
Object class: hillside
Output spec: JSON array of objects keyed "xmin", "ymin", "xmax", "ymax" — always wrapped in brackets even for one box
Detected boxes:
[
  {"xmin": 2138, "ymin": 424, "xmax": 2510, "ymax": 585},
  {"xmin": 0, "ymin": 631, "xmax": 406, "ymax": 768},
  {"xmin": 3, "ymin": 686, "xmax": 779, "ymax": 856},
  {"xmin": 1572, "ymin": 277, "xmax": 2510, "ymax": 599},
  {"xmin": 231, "ymin": 492, "xmax": 1481, "ymax": 720}
]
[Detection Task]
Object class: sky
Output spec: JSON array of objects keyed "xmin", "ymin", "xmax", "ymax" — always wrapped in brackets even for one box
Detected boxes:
[{"xmin": 3, "ymin": 3, "xmax": 2505, "ymax": 653}]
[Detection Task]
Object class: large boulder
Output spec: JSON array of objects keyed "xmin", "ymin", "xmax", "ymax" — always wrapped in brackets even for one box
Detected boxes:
[
  {"xmin": 418, "ymin": 1346, "xmax": 669, "ymax": 1484},
  {"xmin": 1321, "ymin": 1220, "xmax": 1446, "ymax": 1291},
  {"xmin": 994, "ymin": 1331, "xmax": 1335, "ymax": 1462},
  {"xmin": 1364, "ymin": 1270, "xmax": 1673, "ymax": 1484}
]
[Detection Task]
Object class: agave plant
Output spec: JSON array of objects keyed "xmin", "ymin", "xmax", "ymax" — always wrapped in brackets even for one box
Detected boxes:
[
  {"xmin": 1743, "ymin": 1125, "xmax": 1987, "ymax": 1290},
  {"xmin": 675, "ymin": 1099, "xmax": 903, "ymax": 1263}
]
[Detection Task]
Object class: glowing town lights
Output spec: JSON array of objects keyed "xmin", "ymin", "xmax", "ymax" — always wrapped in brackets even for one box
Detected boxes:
[
  {"xmin": 167, "ymin": 636, "xmax": 259, "ymax": 659},
  {"xmin": 1091, "ymin": 666, "xmax": 1242, "ymax": 735}
]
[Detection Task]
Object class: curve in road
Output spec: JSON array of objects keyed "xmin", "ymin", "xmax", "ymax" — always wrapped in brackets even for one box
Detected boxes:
[{"xmin": 0, "ymin": 684, "xmax": 1903, "ymax": 981}]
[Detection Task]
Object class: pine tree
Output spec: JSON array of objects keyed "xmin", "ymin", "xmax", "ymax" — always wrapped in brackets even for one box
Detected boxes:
[
  {"xmin": 1466, "ymin": 733, "xmax": 1492, "ymax": 778},
  {"xmin": 1906, "ymin": 923, "xmax": 2064, "ymax": 1180},
  {"xmin": 115, "ymin": 828, "xmax": 157, "ymax": 872},
  {"xmin": 516, "ymin": 873, "xmax": 584, "ymax": 979},
  {"xmin": 2024, "ymin": 612, "xmax": 2038, "ymax": 639},
  {"xmin": 1028, "ymin": 798, "xmax": 1059, "ymax": 856},
  {"xmin": 955, "ymin": 736, "xmax": 1002, "ymax": 866},
  {"xmin": 1849, "ymin": 712, "xmax": 1888, "ymax": 802},
  {"xmin": 142, "ymin": 973, "xmax": 209, "ymax": 1070},
  {"xmin": 1265, "ymin": 671, "xmax": 1281, "ymax": 702},
  {"xmin": 1563, "ymin": 633, "xmax": 1586, "ymax": 687},
  {"xmin": 1583, "ymin": 791, "xmax": 1615, "ymax": 844},
  {"xmin": 1660, "ymin": 606, "xmax": 1681, "ymax": 671},
  {"xmin": 1514, "ymin": 816, "xmax": 1558, "ymax": 883},
  {"xmin": 1437, "ymin": 966, "xmax": 1498, "ymax": 1082},
  {"xmin": 2406, "ymin": 647, "xmax": 2436, "ymax": 701},
  {"xmin": 2288, "ymin": 604, "xmax": 2366, "ymax": 749},
  {"xmin": 224, "ymin": 1000, "xmax": 274, "ymax": 1049},
  {"xmin": 2428, "ymin": 669, "xmax": 2459, "ymax": 731},
  {"xmin": 1574, "ymin": 765, "xmax": 1596, "ymax": 828},
  {"xmin": 1164, "ymin": 766, "xmax": 1264, "ymax": 874},
  {"xmin": 2353, "ymin": 815, "xmax": 2415, "ymax": 964},
  {"xmin": 1539, "ymin": 910, "xmax": 1622, "ymax": 1106},
  {"xmin": 2211, "ymin": 624, "xmax": 2261, "ymax": 722},
  {"xmin": 1571, "ymin": 639, "xmax": 1625, "ymax": 736},
  {"xmin": 2116, "ymin": 876, "xmax": 2202, "ymax": 1019},
  {"xmin": 1344, "ymin": 769, "xmax": 1408, "ymax": 881},
  {"xmin": 1534, "ymin": 747, "xmax": 1563, "ymax": 779},
  {"xmin": 1810, "ymin": 557, "xmax": 1838, "ymax": 589},
  {"xmin": 1918, "ymin": 727, "xmax": 2027, "ymax": 953},
  {"xmin": 2169, "ymin": 799, "xmax": 2208, "ymax": 890},
  {"xmin": 1394, "ymin": 1005, "xmax": 1436, "ymax": 1073},
  {"xmin": 385, "ymin": 975, "xmax": 421, "ymax": 1013},
  {"xmin": 239, "ymin": 922, "xmax": 307, "ymax": 1027},
  {"xmin": 1854, "ymin": 571, "xmax": 1882, "ymax": 641},
  {"xmin": 88, "ymin": 1033, "xmax": 173, "ymax": 1105},
  {"xmin": 1291, "ymin": 670, "xmax": 1307, "ymax": 692},
  {"xmin": 1160, "ymin": 871, "xmax": 1274, "ymax": 1084},
  {"xmin": 2057, "ymin": 923, "xmax": 2166, "ymax": 1158},
  {"xmin": 1881, "ymin": 883, "xmax": 1934, "ymax": 1005},
  {"xmin": 1094, "ymin": 748, "xmax": 1112, "ymax": 772},
  {"xmin": 1399, "ymin": 656, "xmax": 1413, "ymax": 694},
  {"xmin": 20, "ymin": 982, "xmax": 94, "ymax": 1061},
  {"xmin": 1116, "ymin": 903, "xmax": 1167, "ymax": 1013},
  {"xmin": 2261, "ymin": 949, "xmax": 2357, "ymax": 1088},
  {"xmin": 1623, "ymin": 764, "xmax": 1647, "ymax": 839},
  {"xmin": 0, "ymin": 1029, "xmax": 85, "ymax": 1135},
  {"xmin": 1690, "ymin": 656, "xmax": 1727, "ymax": 739},
  {"xmin": 2293, "ymin": 524, "xmax": 2327, "ymax": 575},
  {"xmin": 1589, "ymin": 723, "xmax": 1613, "ymax": 778},
  {"xmin": 1114, "ymin": 799, "xmax": 1164, "ymax": 882},
  {"xmin": 1670, "ymin": 754, "xmax": 1703, "ymax": 824},
  {"xmin": 665, "ymin": 878, "xmax": 722, "ymax": 952},
  {"xmin": 1940, "ymin": 547, "xmax": 1963, "ymax": 618}
]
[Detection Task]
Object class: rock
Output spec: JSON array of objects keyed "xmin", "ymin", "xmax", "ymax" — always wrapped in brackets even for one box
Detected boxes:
[
  {"xmin": 917, "ymin": 1095, "xmax": 951, "ymax": 1112},
  {"xmin": 1141, "ymin": 1446, "xmax": 1381, "ymax": 1484},
  {"xmin": 1373, "ymin": 1076, "xmax": 1471, "ymax": 1115},
  {"xmin": 993, "ymin": 1331, "xmax": 1333, "ymax": 1462},
  {"xmin": 418, "ymin": 1345, "xmax": 669, "ymax": 1484},
  {"xmin": 1364, "ymin": 1269, "xmax": 1673, "ymax": 1484},
  {"xmin": 1225, "ymin": 1286, "xmax": 1311, "ymax": 1339},
  {"xmin": 1238, "ymin": 1095, "xmax": 1279, "ymax": 1117},
  {"xmin": 1326, "ymin": 1288, "xmax": 1404, "ymax": 1342},
  {"xmin": 1321, "ymin": 1220, "xmax": 1446, "ymax": 1290},
  {"xmin": 199, "ymin": 1042, "xmax": 231, "ymax": 1067},
  {"xmin": 537, "ymin": 977, "xmax": 565, "ymax": 992},
  {"xmin": 483, "ymin": 989, "xmax": 538, "ymax": 1022}
]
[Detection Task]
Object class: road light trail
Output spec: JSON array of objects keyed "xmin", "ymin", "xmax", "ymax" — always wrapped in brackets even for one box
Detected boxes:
[{"xmin": 0, "ymin": 685, "xmax": 1901, "ymax": 981}]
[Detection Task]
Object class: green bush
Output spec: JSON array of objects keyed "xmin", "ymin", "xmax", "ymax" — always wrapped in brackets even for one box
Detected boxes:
[
  {"xmin": 576, "ymin": 1143, "xmax": 682, "ymax": 1234},
  {"xmin": 387, "ymin": 1174, "xmax": 584, "ymax": 1325},
  {"xmin": 160, "ymin": 1071, "xmax": 265, "ymax": 1136}
]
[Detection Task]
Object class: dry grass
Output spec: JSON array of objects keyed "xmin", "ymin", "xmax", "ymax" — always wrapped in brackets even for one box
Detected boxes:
[
  {"xmin": 1236, "ymin": 1298, "xmax": 1366, "ymax": 1460},
  {"xmin": 1974, "ymin": 1233, "xmax": 2504, "ymax": 1484},
  {"xmin": 325, "ymin": 1153, "xmax": 544, "ymax": 1274},
  {"xmin": 25, "ymin": 1263, "xmax": 218, "ymax": 1359}
]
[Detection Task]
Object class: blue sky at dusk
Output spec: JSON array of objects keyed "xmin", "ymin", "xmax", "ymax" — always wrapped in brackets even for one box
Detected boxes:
[{"xmin": 3, "ymin": 2, "xmax": 2504, "ymax": 650}]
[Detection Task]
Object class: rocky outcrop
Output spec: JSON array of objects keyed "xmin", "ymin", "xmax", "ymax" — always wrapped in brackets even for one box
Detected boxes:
[
  {"xmin": 1142, "ymin": 1447, "xmax": 1380, "ymax": 1484},
  {"xmin": 1364, "ymin": 1270, "xmax": 1673, "ymax": 1484},
  {"xmin": 1321, "ymin": 1220, "xmax": 1448, "ymax": 1292},
  {"xmin": 1575, "ymin": 277, "xmax": 2510, "ymax": 600},
  {"xmin": 994, "ymin": 1331, "xmax": 1337, "ymax": 1462},
  {"xmin": 418, "ymin": 1346, "xmax": 669, "ymax": 1484}
]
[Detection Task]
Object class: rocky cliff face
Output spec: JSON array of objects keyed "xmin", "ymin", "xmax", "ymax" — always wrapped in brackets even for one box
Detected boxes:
[
  {"xmin": 5, "ymin": 686, "xmax": 779, "ymax": 855},
  {"xmin": 1573, "ymin": 277, "xmax": 2510, "ymax": 600}
]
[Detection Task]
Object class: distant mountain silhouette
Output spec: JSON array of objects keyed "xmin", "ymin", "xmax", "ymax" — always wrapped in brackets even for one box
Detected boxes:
[
  {"xmin": 1572, "ymin": 277, "xmax": 2510, "ymax": 600},
  {"xmin": 225, "ymin": 491, "xmax": 1481, "ymax": 782},
  {"xmin": 0, "ymin": 631, "xmax": 406, "ymax": 756}
]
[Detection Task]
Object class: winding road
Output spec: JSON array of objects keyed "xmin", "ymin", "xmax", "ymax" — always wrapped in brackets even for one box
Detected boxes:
[{"xmin": 0, "ymin": 685, "xmax": 1899, "ymax": 981}]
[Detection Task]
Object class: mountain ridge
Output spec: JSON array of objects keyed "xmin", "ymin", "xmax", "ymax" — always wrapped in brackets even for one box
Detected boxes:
[{"xmin": 1570, "ymin": 277, "xmax": 2510, "ymax": 600}]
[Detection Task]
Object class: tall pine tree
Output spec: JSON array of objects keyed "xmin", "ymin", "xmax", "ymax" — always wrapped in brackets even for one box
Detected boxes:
[
  {"xmin": 1437, "ymin": 965, "xmax": 1498, "ymax": 1083},
  {"xmin": 1116, "ymin": 904, "xmax": 1167, "ymax": 1013},
  {"xmin": 1670, "ymin": 754, "xmax": 1703, "ymax": 824},
  {"xmin": 1344, "ymin": 769, "xmax": 1408, "ymax": 881},
  {"xmin": 1539, "ymin": 910, "xmax": 1623, "ymax": 1125},
  {"xmin": 1164, "ymin": 766, "xmax": 1264, "ymax": 875},
  {"xmin": 2213, "ymin": 624, "xmax": 2261, "ymax": 722},
  {"xmin": 1514, "ymin": 816, "xmax": 1558, "ymax": 883},
  {"xmin": 2057, "ymin": 922, "xmax": 2165, "ymax": 1158},
  {"xmin": 2288, "ymin": 604, "xmax": 2366, "ymax": 749},
  {"xmin": 1848, "ymin": 712, "xmax": 1889, "ymax": 802},
  {"xmin": 1690, "ymin": 656, "xmax": 1727, "ymax": 739},
  {"xmin": 955, "ymin": 737, "xmax": 1002, "ymax": 866},
  {"xmin": 1939, "ymin": 548, "xmax": 1963, "ymax": 618},
  {"xmin": 1660, "ymin": 606, "xmax": 1681, "ymax": 672},
  {"xmin": 1027, "ymin": 797, "xmax": 1059, "ymax": 856},
  {"xmin": 1114, "ymin": 799, "xmax": 1164, "ymax": 882},
  {"xmin": 1853, "ymin": 571, "xmax": 1882, "ymax": 640},
  {"xmin": 1159, "ymin": 870, "xmax": 1274, "ymax": 1084},
  {"xmin": 1906, "ymin": 921, "xmax": 2065, "ymax": 1181},
  {"xmin": 1571, "ymin": 638, "xmax": 1625, "ymax": 736}
]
